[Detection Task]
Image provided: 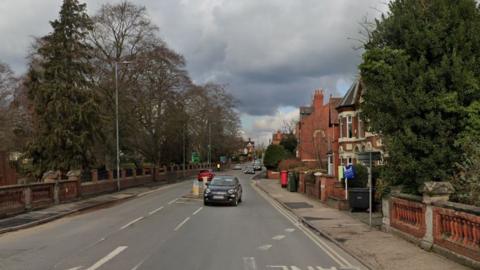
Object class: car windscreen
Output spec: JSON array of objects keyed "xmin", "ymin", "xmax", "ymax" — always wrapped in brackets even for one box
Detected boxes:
[{"xmin": 210, "ymin": 178, "xmax": 235, "ymax": 186}]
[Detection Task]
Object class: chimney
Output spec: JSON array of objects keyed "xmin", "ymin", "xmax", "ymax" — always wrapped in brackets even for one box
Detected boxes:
[{"xmin": 313, "ymin": 89, "xmax": 324, "ymax": 109}]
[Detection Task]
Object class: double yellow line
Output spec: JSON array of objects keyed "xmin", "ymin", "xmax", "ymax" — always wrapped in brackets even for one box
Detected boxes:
[{"xmin": 251, "ymin": 181, "xmax": 356, "ymax": 269}]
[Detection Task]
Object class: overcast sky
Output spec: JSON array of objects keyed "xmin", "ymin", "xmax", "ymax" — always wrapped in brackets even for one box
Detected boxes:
[{"xmin": 0, "ymin": 0, "xmax": 389, "ymax": 144}]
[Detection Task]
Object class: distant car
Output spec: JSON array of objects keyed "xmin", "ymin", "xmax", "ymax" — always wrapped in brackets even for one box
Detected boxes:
[
  {"xmin": 253, "ymin": 164, "xmax": 262, "ymax": 171},
  {"xmin": 243, "ymin": 167, "xmax": 255, "ymax": 174},
  {"xmin": 233, "ymin": 164, "xmax": 242, "ymax": 170},
  {"xmin": 204, "ymin": 176, "xmax": 242, "ymax": 206},
  {"xmin": 197, "ymin": 169, "xmax": 214, "ymax": 181}
]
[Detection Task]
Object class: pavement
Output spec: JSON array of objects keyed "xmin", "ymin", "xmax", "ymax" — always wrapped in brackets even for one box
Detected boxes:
[
  {"xmin": 255, "ymin": 178, "xmax": 471, "ymax": 270},
  {"xmin": 0, "ymin": 170, "xmax": 367, "ymax": 270}
]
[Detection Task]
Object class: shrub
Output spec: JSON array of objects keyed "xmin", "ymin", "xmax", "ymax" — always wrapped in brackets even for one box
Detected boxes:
[{"xmin": 263, "ymin": 144, "xmax": 287, "ymax": 170}]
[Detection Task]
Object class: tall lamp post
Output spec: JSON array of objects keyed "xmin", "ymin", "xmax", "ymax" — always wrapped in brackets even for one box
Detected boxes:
[{"xmin": 114, "ymin": 61, "xmax": 132, "ymax": 191}]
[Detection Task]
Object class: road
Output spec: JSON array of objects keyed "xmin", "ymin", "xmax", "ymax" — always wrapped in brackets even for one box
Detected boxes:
[{"xmin": 0, "ymin": 170, "xmax": 366, "ymax": 270}]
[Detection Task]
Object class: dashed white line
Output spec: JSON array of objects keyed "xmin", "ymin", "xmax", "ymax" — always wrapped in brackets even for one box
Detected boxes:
[
  {"xmin": 257, "ymin": 244, "xmax": 273, "ymax": 251},
  {"xmin": 174, "ymin": 217, "xmax": 190, "ymax": 231},
  {"xmin": 131, "ymin": 259, "xmax": 146, "ymax": 270},
  {"xmin": 120, "ymin": 217, "xmax": 144, "ymax": 230},
  {"xmin": 168, "ymin": 198, "xmax": 179, "ymax": 205},
  {"xmin": 272, "ymin": 235, "xmax": 285, "ymax": 240},
  {"xmin": 285, "ymin": 228, "xmax": 295, "ymax": 233},
  {"xmin": 85, "ymin": 246, "xmax": 127, "ymax": 270},
  {"xmin": 148, "ymin": 206, "xmax": 164, "ymax": 215},
  {"xmin": 243, "ymin": 257, "xmax": 258, "ymax": 270},
  {"xmin": 192, "ymin": 207, "xmax": 203, "ymax": 215}
]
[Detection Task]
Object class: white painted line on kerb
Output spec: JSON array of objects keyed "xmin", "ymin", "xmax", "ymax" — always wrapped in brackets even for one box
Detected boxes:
[
  {"xmin": 120, "ymin": 217, "xmax": 144, "ymax": 230},
  {"xmin": 192, "ymin": 207, "xmax": 203, "ymax": 215},
  {"xmin": 148, "ymin": 206, "xmax": 164, "ymax": 215},
  {"xmin": 243, "ymin": 257, "xmax": 258, "ymax": 270},
  {"xmin": 168, "ymin": 198, "xmax": 179, "ymax": 205},
  {"xmin": 85, "ymin": 246, "xmax": 127, "ymax": 270},
  {"xmin": 174, "ymin": 217, "xmax": 190, "ymax": 231}
]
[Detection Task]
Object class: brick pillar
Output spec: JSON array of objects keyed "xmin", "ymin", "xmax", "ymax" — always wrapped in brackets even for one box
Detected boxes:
[
  {"xmin": 91, "ymin": 169, "xmax": 98, "ymax": 182},
  {"xmin": 133, "ymin": 168, "xmax": 137, "ymax": 178},
  {"xmin": 121, "ymin": 169, "xmax": 126, "ymax": 180},
  {"xmin": 54, "ymin": 181, "xmax": 60, "ymax": 204},
  {"xmin": 24, "ymin": 187, "xmax": 32, "ymax": 210},
  {"xmin": 107, "ymin": 170, "xmax": 113, "ymax": 181}
]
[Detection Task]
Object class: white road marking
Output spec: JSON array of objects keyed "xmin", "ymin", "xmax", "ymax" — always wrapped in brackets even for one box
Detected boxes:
[
  {"xmin": 174, "ymin": 217, "xmax": 190, "ymax": 231},
  {"xmin": 120, "ymin": 217, "xmax": 144, "ymax": 230},
  {"xmin": 131, "ymin": 259, "xmax": 146, "ymax": 270},
  {"xmin": 243, "ymin": 257, "xmax": 258, "ymax": 270},
  {"xmin": 257, "ymin": 244, "xmax": 273, "ymax": 251},
  {"xmin": 148, "ymin": 206, "xmax": 164, "ymax": 215},
  {"xmin": 252, "ymin": 182, "xmax": 353, "ymax": 268},
  {"xmin": 192, "ymin": 207, "xmax": 203, "ymax": 215},
  {"xmin": 266, "ymin": 266, "xmax": 289, "ymax": 270},
  {"xmin": 85, "ymin": 246, "xmax": 127, "ymax": 270},
  {"xmin": 272, "ymin": 235, "xmax": 286, "ymax": 240},
  {"xmin": 168, "ymin": 198, "xmax": 179, "ymax": 204},
  {"xmin": 285, "ymin": 228, "xmax": 295, "ymax": 233}
]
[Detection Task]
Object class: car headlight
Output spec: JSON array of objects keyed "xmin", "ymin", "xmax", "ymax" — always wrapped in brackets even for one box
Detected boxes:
[
  {"xmin": 205, "ymin": 188, "xmax": 211, "ymax": 194},
  {"xmin": 228, "ymin": 189, "xmax": 235, "ymax": 194}
]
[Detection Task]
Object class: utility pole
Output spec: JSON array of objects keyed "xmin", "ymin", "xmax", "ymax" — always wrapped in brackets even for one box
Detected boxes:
[{"xmin": 114, "ymin": 61, "xmax": 133, "ymax": 192}]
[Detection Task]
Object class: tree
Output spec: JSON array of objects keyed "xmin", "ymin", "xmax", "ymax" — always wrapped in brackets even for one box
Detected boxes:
[
  {"xmin": 263, "ymin": 144, "xmax": 287, "ymax": 170},
  {"xmin": 279, "ymin": 133, "xmax": 297, "ymax": 155},
  {"xmin": 360, "ymin": 0, "xmax": 480, "ymax": 193},
  {"xmin": 27, "ymin": 0, "xmax": 100, "ymax": 176},
  {"xmin": 0, "ymin": 62, "xmax": 17, "ymax": 151}
]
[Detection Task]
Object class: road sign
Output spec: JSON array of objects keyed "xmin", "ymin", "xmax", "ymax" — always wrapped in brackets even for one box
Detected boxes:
[
  {"xmin": 191, "ymin": 152, "xmax": 200, "ymax": 163},
  {"xmin": 356, "ymin": 151, "xmax": 382, "ymax": 162}
]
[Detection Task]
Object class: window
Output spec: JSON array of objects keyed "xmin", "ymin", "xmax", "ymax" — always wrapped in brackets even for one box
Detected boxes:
[
  {"xmin": 347, "ymin": 115, "xmax": 353, "ymax": 138},
  {"xmin": 358, "ymin": 112, "xmax": 363, "ymax": 138},
  {"xmin": 348, "ymin": 157, "xmax": 353, "ymax": 165},
  {"xmin": 339, "ymin": 117, "xmax": 343, "ymax": 138}
]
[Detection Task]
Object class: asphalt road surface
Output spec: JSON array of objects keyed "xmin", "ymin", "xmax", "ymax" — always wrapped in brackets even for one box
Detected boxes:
[{"xmin": 0, "ymin": 170, "xmax": 366, "ymax": 270}]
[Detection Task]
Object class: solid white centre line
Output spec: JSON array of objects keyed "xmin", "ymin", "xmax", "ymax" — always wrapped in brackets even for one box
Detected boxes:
[
  {"xmin": 148, "ymin": 206, "xmax": 164, "ymax": 215},
  {"xmin": 243, "ymin": 257, "xmax": 258, "ymax": 270},
  {"xmin": 168, "ymin": 198, "xmax": 179, "ymax": 204},
  {"xmin": 85, "ymin": 246, "xmax": 127, "ymax": 270},
  {"xmin": 174, "ymin": 217, "xmax": 190, "ymax": 231},
  {"xmin": 272, "ymin": 235, "xmax": 286, "ymax": 240},
  {"xmin": 192, "ymin": 207, "xmax": 203, "ymax": 215},
  {"xmin": 120, "ymin": 217, "xmax": 144, "ymax": 230}
]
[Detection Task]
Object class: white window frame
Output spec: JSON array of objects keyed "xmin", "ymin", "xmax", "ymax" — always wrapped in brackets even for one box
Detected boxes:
[{"xmin": 358, "ymin": 112, "xmax": 363, "ymax": 138}]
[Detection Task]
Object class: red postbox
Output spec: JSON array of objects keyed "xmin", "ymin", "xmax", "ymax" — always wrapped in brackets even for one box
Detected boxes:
[{"xmin": 280, "ymin": 170, "xmax": 288, "ymax": 188}]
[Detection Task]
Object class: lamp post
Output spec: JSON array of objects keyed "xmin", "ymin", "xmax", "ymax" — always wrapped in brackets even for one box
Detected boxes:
[{"xmin": 114, "ymin": 61, "xmax": 132, "ymax": 191}]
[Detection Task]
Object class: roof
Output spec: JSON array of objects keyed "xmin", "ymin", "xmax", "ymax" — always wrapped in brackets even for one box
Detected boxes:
[
  {"xmin": 329, "ymin": 98, "xmax": 342, "ymax": 125},
  {"xmin": 336, "ymin": 79, "xmax": 362, "ymax": 109},
  {"xmin": 300, "ymin": 106, "xmax": 313, "ymax": 119}
]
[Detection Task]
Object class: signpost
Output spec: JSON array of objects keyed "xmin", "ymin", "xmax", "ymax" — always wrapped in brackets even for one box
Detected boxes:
[{"xmin": 356, "ymin": 151, "xmax": 382, "ymax": 228}]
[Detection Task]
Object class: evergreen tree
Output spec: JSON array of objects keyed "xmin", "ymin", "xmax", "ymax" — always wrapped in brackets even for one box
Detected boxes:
[
  {"xmin": 263, "ymin": 144, "xmax": 287, "ymax": 170},
  {"xmin": 360, "ymin": 0, "xmax": 480, "ymax": 192},
  {"xmin": 27, "ymin": 0, "xmax": 100, "ymax": 177}
]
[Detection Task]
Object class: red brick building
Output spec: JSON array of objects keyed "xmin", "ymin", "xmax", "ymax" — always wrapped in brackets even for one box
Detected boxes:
[
  {"xmin": 296, "ymin": 90, "xmax": 342, "ymax": 176},
  {"xmin": 336, "ymin": 78, "xmax": 384, "ymax": 166}
]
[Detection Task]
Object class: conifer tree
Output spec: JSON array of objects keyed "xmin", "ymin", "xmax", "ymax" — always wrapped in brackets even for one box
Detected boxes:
[{"xmin": 27, "ymin": 0, "xmax": 100, "ymax": 177}]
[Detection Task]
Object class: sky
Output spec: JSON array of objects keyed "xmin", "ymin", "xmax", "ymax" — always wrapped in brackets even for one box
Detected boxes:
[{"xmin": 0, "ymin": 0, "xmax": 389, "ymax": 145}]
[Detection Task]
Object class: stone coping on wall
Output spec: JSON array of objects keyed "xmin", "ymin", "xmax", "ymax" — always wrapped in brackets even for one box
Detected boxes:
[
  {"xmin": 433, "ymin": 200, "xmax": 480, "ymax": 216},
  {"xmin": 391, "ymin": 193, "xmax": 423, "ymax": 202}
]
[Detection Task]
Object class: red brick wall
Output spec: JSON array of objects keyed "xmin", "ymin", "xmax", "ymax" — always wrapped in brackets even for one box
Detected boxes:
[
  {"xmin": 0, "ymin": 152, "xmax": 17, "ymax": 186},
  {"xmin": 0, "ymin": 186, "xmax": 25, "ymax": 217},
  {"xmin": 267, "ymin": 170, "xmax": 280, "ymax": 179},
  {"xmin": 30, "ymin": 183, "xmax": 55, "ymax": 209},
  {"xmin": 58, "ymin": 180, "xmax": 80, "ymax": 203}
]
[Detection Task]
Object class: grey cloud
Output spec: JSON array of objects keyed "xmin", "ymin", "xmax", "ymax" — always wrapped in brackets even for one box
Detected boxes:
[{"xmin": 0, "ymin": 0, "xmax": 388, "ymax": 119}]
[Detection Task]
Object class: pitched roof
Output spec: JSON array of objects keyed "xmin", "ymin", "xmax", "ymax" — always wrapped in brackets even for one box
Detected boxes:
[{"xmin": 336, "ymin": 79, "xmax": 362, "ymax": 109}]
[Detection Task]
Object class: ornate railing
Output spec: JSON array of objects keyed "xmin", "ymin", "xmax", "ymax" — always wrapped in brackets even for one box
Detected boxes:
[
  {"xmin": 0, "ymin": 186, "xmax": 25, "ymax": 217},
  {"xmin": 391, "ymin": 196, "xmax": 426, "ymax": 238}
]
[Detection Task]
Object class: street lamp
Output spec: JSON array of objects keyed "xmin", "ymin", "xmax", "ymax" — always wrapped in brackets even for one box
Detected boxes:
[{"xmin": 114, "ymin": 61, "xmax": 133, "ymax": 191}]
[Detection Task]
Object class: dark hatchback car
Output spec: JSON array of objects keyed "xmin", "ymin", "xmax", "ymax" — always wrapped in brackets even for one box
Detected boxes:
[{"xmin": 204, "ymin": 176, "xmax": 242, "ymax": 206}]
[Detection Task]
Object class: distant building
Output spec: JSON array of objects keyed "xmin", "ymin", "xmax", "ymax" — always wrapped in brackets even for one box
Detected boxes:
[
  {"xmin": 245, "ymin": 138, "xmax": 255, "ymax": 161},
  {"xmin": 336, "ymin": 78, "xmax": 384, "ymax": 165},
  {"xmin": 296, "ymin": 90, "xmax": 342, "ymax": 176}
]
